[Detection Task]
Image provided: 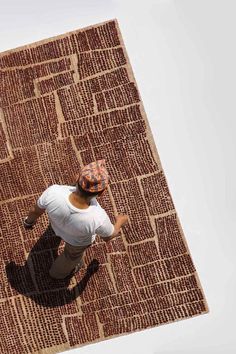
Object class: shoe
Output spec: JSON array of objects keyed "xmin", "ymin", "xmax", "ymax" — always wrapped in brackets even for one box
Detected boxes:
[
  {"xmin": 73, "ymin": 259, "xmax": 85, "ymax": 274},
  {"xmin": 87, "ymin": 259, "xmax": 100, "ymax": 274}
]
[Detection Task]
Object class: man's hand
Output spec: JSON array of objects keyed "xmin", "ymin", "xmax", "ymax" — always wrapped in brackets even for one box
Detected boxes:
[
  {"xmin": 23, "ymin": 203, "xmax": 46, "ymax": 229},
  {"xmin": 115, "ymin": 214, "xmax": 129, "ymax": 224},
  {"xmin": 23, "ymin": 217, "xmax": 37, "ymax": 229}
]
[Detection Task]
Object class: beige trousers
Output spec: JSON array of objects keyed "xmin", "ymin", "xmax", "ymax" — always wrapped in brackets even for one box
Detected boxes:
[{"xmin": 49, "ymin": 240, "xmax": 92, "ymax": 279}]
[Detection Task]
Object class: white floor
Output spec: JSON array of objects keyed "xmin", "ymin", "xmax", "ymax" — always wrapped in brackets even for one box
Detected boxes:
[{"xmin": 1, "ymin": 1, "xmax": 235, "ymax": 353}]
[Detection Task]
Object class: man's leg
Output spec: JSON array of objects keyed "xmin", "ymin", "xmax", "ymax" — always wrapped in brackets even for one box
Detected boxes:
[{"xmin": 49, "ymin": 242, "xmax": 91, "ymax": 279}]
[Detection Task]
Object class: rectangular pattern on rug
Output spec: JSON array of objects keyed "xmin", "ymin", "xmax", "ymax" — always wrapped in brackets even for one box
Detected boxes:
[{"xmin": 0, "ymin": 18, "xmax": 209, "ymax": 354}]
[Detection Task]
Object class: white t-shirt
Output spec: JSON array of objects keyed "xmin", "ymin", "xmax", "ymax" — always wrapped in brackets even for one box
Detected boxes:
[{"xmin": 37, "ymin": 184, "xmax": 114, "ymax": 246}]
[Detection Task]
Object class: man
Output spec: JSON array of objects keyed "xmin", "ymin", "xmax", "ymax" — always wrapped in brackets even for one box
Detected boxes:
[{"xmin": 23, "ymin": 159, "xmax": 128, "ymax": 279}]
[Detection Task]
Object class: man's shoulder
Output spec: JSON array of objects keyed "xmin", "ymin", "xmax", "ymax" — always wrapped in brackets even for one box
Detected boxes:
[
  {"xmin": 48, "ymin": 184, "xmax": 69, "ymax": 191},
  {"xmin": 46, "ymin": 184, "xmax": 59, "ymax": 192}
]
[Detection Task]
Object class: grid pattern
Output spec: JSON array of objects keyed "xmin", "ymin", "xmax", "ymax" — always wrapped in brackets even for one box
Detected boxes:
[{"xmin": 0, "ymin": 19, "xmax": 209, "ymax": 354}]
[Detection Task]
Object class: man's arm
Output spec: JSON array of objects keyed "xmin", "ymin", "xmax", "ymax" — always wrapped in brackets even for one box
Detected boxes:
[
  {"xmin": 25, "ymin": 203, "xmax": 46, "ymax": 224},
  {"xmin": 100, "ymin": 215, "xmax": 129, "ymax": 242}
]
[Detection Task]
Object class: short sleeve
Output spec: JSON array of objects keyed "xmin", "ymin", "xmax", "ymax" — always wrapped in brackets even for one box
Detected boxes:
[
  {"xmin": 37, "ymin": 185, "xmax": 54, "ymax": 209},
  {"xmin": 95, "ymin": 213, "xmax": 114, "ymax": 238}
]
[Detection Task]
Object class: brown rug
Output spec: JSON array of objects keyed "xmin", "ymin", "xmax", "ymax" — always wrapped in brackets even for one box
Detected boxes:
[{"xmin": 0, "ymin": 18, "xmax": 209, "ymax": 354}]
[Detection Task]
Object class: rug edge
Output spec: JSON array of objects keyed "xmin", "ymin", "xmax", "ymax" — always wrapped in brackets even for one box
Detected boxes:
[
  {"xmin": 0, "ymin": 18, "xmax": 119, "ymax": 57},
  {"xmin": 32, "ymin": 307, "xmax": 210, "ymax": 354}
]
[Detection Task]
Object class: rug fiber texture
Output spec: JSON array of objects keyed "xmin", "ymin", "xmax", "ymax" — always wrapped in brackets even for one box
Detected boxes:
[{"xmin": 0, "ymin": 18, "xmax": 209, "ymax": 354}]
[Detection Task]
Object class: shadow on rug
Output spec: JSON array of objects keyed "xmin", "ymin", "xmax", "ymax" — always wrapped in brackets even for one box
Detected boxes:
[{"xmin": 5, "ymin": 224, "xmax": 100, "ymax": 307}]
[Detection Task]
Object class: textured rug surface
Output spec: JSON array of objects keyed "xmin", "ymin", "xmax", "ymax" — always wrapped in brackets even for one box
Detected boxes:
[{"xmin": 0, "ymin": 19, "xmax": 209, "ymax": 354}]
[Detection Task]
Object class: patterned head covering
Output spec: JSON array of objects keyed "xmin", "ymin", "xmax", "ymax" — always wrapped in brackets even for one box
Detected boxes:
[{"xmin": 77, "ymin": 159, "xmax": 109, "ymax": 193}]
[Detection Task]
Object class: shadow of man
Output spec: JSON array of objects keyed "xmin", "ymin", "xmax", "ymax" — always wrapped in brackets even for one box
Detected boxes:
[{"xmin": 5, "ymin": 223, "xmax": 99, "ymax": 308}]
